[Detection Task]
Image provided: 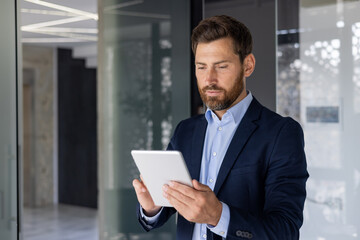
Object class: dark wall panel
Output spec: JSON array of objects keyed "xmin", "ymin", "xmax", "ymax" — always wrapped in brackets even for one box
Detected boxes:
[
  {"xmin": 58, "ymin": 48, "xmax": 97, "ymax": 208},
  {"xmin": 204, "ymin": 0, "xmax": 277, "ymax": 111}
]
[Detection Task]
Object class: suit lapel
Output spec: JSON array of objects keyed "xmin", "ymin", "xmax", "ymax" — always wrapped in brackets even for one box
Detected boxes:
[
  {"xmin": 213, "ymin": 98, "xmax": 262, "ymax": 195},
  {"xmin": 189, "ymin": 116, "xmax": 207, "ymax": 181}
]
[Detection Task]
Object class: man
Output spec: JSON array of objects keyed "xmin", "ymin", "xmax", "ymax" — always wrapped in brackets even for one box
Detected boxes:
[{"xmin": 133, "ymin": 15, "xmax": 308, "ymax": 240}]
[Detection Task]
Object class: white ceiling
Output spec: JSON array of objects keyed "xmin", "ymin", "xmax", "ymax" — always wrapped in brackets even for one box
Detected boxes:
[
  {"xmin": 20, "ymin": 0, "xmax": 98, "ymax": 47},
  {"xmin": 20, "ymin": 0, "xmax": 98, "ymax": 67},
  {"xmin": 19, "ymin": 0, "xmax": 174, "ymax": 68},
  {"xmin": 19, "ymin": 0, "xmax": 176, "ymax": 68}
]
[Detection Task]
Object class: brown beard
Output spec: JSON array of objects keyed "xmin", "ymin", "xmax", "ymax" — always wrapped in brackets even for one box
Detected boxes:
[{"xmin": 199, "ymin": 67, "xmax": 245, "ymax": 111}]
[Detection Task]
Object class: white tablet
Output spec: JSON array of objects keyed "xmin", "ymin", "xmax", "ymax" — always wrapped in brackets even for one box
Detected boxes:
[{"xmin": 131, "ymin": 150, "xmax": 193, "ymax": 207}]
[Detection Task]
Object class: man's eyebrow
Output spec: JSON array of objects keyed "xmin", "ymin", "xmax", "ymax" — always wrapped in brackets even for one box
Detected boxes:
[
  {"xmin": 195, "ymin": 60, "xmax": 230, "ymax": 65},
  {"xmin": 214, "ymin": 60, "xmax": 230, "ymax": 65}
]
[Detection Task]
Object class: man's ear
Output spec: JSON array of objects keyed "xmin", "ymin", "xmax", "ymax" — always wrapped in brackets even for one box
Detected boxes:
[{"xmin": 243, "ymin": 53, "xmax": 256, "ymax": 77}]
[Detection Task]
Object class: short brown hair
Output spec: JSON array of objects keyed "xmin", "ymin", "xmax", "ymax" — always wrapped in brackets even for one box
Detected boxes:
[{"xmin": 191, "ymin": 15, "xmax": 253, "ymax": 63}]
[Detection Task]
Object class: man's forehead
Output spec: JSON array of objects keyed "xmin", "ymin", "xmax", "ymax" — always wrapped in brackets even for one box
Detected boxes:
[
  {"xmin": 195, "ymin": 40, "xmax": 237, "ymax": 57},
  {"xmin": 195, "ymin": 47, "xmax": 238, "ymax": 64}
]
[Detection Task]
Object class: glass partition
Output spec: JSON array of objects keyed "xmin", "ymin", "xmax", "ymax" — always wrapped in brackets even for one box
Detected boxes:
[
  {"xmin": 277, "ymin": 1, "xmax": 360, "ymax": 239},
  {"xmin": 0, "ymin": 0, "xmax": 19, "ymax": 240},
  {"xmin": 98, "ymin": 0, "xmax": 191, "ymax": 239}
]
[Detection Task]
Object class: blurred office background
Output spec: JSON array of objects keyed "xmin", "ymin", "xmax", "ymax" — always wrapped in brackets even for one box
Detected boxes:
[{"xmin": 1, "ymin": 0, "xmax": 360, "ymax": 239}]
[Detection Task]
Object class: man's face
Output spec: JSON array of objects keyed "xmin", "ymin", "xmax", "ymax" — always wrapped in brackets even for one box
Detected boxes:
[{"xmin": 195, "ymin": 37, "xmax": 245, "ymax": 111}]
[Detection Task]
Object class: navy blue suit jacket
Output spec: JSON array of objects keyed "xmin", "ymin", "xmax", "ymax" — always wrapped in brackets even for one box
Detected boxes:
[{"xmin": 138, "ymin": 97, "xmax": 309, "ymax": 240}]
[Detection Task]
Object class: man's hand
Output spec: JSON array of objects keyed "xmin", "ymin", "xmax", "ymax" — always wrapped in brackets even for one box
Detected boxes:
[
  {"xmin": 163, "ymin": 179, "xmax": 222, "ymax": 226},
  {"xmin": 132, "ymin": 175, "xmax": 161, "ymax": 217}
]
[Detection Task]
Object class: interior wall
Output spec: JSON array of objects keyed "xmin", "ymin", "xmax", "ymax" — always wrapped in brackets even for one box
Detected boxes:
[
  {"xmin": 205, "ymin": 0, "xmax": 276, "ymax": 111},
  {"xmin": 22, "ymin": 45, "xmax": 55, "ymax": 207}
]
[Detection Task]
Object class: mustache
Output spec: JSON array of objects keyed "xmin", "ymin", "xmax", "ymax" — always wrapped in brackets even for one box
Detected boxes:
[{"xmin": 202, "ymin": 85, "xmax": 224, "ymax": 91}]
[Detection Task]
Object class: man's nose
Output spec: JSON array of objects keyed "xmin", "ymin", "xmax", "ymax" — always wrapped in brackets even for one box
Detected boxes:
[{"xmin": 205, "ymin": 67, "xmax": 217, "ymax": 85}]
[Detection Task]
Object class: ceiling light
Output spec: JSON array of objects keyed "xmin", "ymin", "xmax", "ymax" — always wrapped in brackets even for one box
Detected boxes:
[
  {"xmin": 21, "ymin": 8, "xmax": 78, "ymax": 17},
  {"xmin": 21, "ymin": 16, "xmax": 89, "ymax": 30},
  {"xmin": 28, "ymin": 27, "xmax": 98, "ymax": 34},
  {"xmin": 25, "ymin": 0, "xmax": 98, "ymax": 20}
]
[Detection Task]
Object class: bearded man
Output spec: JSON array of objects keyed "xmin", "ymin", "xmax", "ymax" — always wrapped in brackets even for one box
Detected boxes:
[{"xmin": 133, "ymin": 15, "xmax": 309, "ymax": 240}]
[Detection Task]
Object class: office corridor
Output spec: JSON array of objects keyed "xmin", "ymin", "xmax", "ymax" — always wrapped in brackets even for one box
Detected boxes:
[{"xmin": 23, "ymin": 204, "xmax": 98, "ymax": 240}]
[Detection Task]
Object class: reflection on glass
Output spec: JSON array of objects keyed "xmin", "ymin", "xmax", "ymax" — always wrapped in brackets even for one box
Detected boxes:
[
  {"xmin": 277, "ymin": 0, "xmax": 360, "ymax": 239},
  {"xmin": 98, "ymin": 0, "xmax": 190, "ymax": 239},
  {"xmin": 353, "ymin": 22, "xmax": 360, "ymax": 113}
]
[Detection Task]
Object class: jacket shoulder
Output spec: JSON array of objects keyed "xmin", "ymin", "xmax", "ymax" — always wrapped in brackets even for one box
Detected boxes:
[
  {"xmin": 245, "ymin": 99, "xmax": 303, "ymax": 141},
  {"xmin": 256, "ymin": 102, "xmax": 301, "ymax": 129},
  {"xmin": 173, "ymin": 114, "xmax": 205, "ymax": 131}
]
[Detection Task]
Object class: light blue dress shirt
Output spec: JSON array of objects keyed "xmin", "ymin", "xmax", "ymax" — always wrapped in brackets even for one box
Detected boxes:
[{"xmin": 141, "ymin": 92, "xmax": 253, "ymax": 240}]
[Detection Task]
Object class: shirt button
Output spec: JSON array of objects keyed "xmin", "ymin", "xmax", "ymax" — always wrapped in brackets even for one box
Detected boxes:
[
  {"xmin": 209, "ymin": 178, "xmax": 214, "ymax": 183},
  {"xmin": 202, "ymin": 234, "xmax": 207, "ymax": 238},
  {"xmin": 218, "ymin": 127, "xmax": 222, "ymax": 131},
  {"xmin": 219, "ymin": 231, "xmax": 225, "ymax": 235},
  {"xmin": 213, "ymin": 152, "xmax": 217, "ymax": 156}
]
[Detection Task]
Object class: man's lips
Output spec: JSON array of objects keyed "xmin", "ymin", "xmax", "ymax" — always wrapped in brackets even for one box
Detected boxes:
[{"xmin": 205, "ymin": 90, "xmax": 222, "ymax": 96}]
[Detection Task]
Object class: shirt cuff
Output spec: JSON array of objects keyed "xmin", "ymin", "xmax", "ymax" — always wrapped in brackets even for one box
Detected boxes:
[
  {"xmin": 207, "ymin": 202, "xmax": 230, "ymax": 238},
  {"xmin": 140, "ymin": 206, "xmax": 163, "ymax": 224}
]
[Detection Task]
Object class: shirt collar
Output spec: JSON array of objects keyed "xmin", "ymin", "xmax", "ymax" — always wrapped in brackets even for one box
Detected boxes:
[{"xmin": 205, "ymin": 91, "xmax": 253, "ymax": 125}]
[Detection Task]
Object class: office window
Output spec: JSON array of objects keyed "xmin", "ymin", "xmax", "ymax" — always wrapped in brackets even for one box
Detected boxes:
[{"xmin": 277, "ymin": 1, "xmax": 360, "ymax": 238}]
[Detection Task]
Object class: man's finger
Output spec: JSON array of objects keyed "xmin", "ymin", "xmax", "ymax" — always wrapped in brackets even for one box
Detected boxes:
[
  {"xmin": 163, "ymin": 184, "xmax": 194, "ymax": 204},
  {"xmin": 133, "ymin": 178, "xmax": 147, "ymax": 193},
  {"xmin": 192, "ymin": 179, "xmax": 211, "ymax": 192},
  {"xmin": 163, "ymin": 187, "xmax": 192, "ymax": 216},
  {"xmin": 168, "ymin": 181, "xmax": 197, "ymax": 199}
]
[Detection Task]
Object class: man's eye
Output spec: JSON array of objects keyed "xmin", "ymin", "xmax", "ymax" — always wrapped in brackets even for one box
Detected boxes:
[
  {"xmin": 197, "ymin": 67, "xmax": 205, "ymax": 70},
  {"xmin": 219, "ymin": 65, "xmax": 228, "ymax": 69}
]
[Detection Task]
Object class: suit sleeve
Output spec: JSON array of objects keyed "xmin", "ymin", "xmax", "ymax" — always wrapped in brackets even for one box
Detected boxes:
[
  {"xmin": 136, "ymin": 121, "xmax": 184, "ymax": 231},
  {"xmin": 226, "ymin": 119, "xmax": 309, "ymax": 239}
]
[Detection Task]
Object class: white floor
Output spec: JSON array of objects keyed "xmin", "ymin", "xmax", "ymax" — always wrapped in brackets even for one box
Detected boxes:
[{"xmin": 22, "ymin": 204, "xmax": 98, "ymax": 240}]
